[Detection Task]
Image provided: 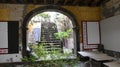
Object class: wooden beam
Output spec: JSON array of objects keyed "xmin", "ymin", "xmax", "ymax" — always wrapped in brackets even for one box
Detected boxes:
[
  {"xmin": 64, "ymin": 0, "xmax": 74, "ymax": 5},
  {"xmin": 2, "ymin": 0, "xmax": 5, "ymax": 2},
  {"xmin": 64, "ymin": 0, "xmax": 68, "ymax": 5},
  {"xmin": 23, "ymin": 0, "xmax": 28, "ymax": 3},
  {"xmin": 87, "ymin": 0, "xmax": 93, "ymax": 6},
  {"xmin": 82, "ymin": 0, "xmax": 90, "ymax": 6},
  {"xmin": 12, "ymin": 0, "xmax": 17, "ymax": 3},
  {"xmin": 0, "ymin": 0, "xmax": 2, "ymax": 2},
  {"xmin": 33, "ymin": 0, "xmax": 37, "ymax": 3},
  {"xmin": 54, "ymin": 0, "xmax": 59, "ymax": 4},
  {"xmin": 91, "ymin": 0, "xmax": 100, "ymax": 6},
  {"xmin": 73, "ymin": 0, "xmax": 81, "ymax": 5},
  {"xmin": 2, "ymin": 0, "xmax": 8, "ymax": 3},
  {"xmin": 44, "ymin": 0, "xmax": 47, "ymax": 4},
  {"xmin": 96, "ymin": 0, "xmax": 104, "ymax": 6}
]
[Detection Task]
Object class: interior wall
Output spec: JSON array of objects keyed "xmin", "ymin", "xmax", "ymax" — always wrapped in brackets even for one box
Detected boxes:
[
  {"xmin": 0, "ymin": 4, "xmax": 101, "ymax": 43},
  {"xmin": 0, "ymin": 9, "xmax": 9, "ymax": 20},
  {"xmin": 100, "ymin": 15, "xmax": 120, "ymax": 52},
  {"xmin": 0, "ymin": 4, "xmax": 101, "ymax": 21},
  {"xmin": 0, "ymin": 4, "xmax": 101, "ymax": 62},
  {"xmin": 0, "ymin": 4, "xmax": 24, "ymax": 21}
]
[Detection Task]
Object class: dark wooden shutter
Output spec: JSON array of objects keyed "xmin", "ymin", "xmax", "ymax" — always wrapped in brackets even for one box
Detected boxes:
[{"xmin": 8, "ymin": 21, "xmax": 19, "ymax": 53}]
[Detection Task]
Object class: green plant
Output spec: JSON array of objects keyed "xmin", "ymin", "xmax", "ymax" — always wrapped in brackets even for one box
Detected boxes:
[
  {"xmin": 22, "ymin": 43, "xmax": 79, "ymax": 67},
  {"xmin": 54, "ymin": 29, "xmax": 72, "ymax": 40},
  {"xmin": 32, "ymin": 43, "xmax": 48, "ymax": 59},
  {"xmin": 21, "ymin": 29, "xmax": 79, "ymax": 67}
]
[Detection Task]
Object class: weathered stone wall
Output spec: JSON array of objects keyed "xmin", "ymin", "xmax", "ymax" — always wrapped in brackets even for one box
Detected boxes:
[{"xmin": 102, "ymin": 0, "xmax": 120, "ymax": 18}]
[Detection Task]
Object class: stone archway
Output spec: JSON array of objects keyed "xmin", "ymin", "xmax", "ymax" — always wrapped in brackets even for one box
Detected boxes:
[{"xmin": 22, "ymin": 5, "xmax": 80, "ymax": 56}]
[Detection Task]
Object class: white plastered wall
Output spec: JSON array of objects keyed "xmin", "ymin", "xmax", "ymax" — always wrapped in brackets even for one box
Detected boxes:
[{"xmin": 100, "ymin": 15, "xmax": 120, "ymax": 52}]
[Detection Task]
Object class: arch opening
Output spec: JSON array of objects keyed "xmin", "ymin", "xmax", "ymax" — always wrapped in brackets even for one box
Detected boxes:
[{"xmin": 22, "ymin": 6, "xmax": 80, "ymax": 59}]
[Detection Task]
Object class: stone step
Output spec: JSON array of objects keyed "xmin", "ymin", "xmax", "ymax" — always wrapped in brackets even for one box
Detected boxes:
[
  {"xmin": 40, "ymin": 41, "xmax": 62, "ymax": 43},
  {"xmin": 41, "ymin": 31, "xmax": 57, "ymax": 33},
  {"xmin": 44, "ymin": 45, "xmax": 61, "ymax": 48},
  {"xmin": 46, "ymin": 43, "xmax": 61, "ymax": 45},
  {"xmin": 45, "ymin": 48, "xmax": 62, "ymax": 51}
]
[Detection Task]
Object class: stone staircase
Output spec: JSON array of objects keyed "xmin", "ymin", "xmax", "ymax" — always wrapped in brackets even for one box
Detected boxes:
[{"xmin": 40, "ymin": 22, "xmax": 63, "ymax": 53}]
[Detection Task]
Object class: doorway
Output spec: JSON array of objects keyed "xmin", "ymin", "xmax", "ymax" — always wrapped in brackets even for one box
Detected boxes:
[{"xmin": 22, "ymin": 6, "xmax": 80, "ymax": 59}]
